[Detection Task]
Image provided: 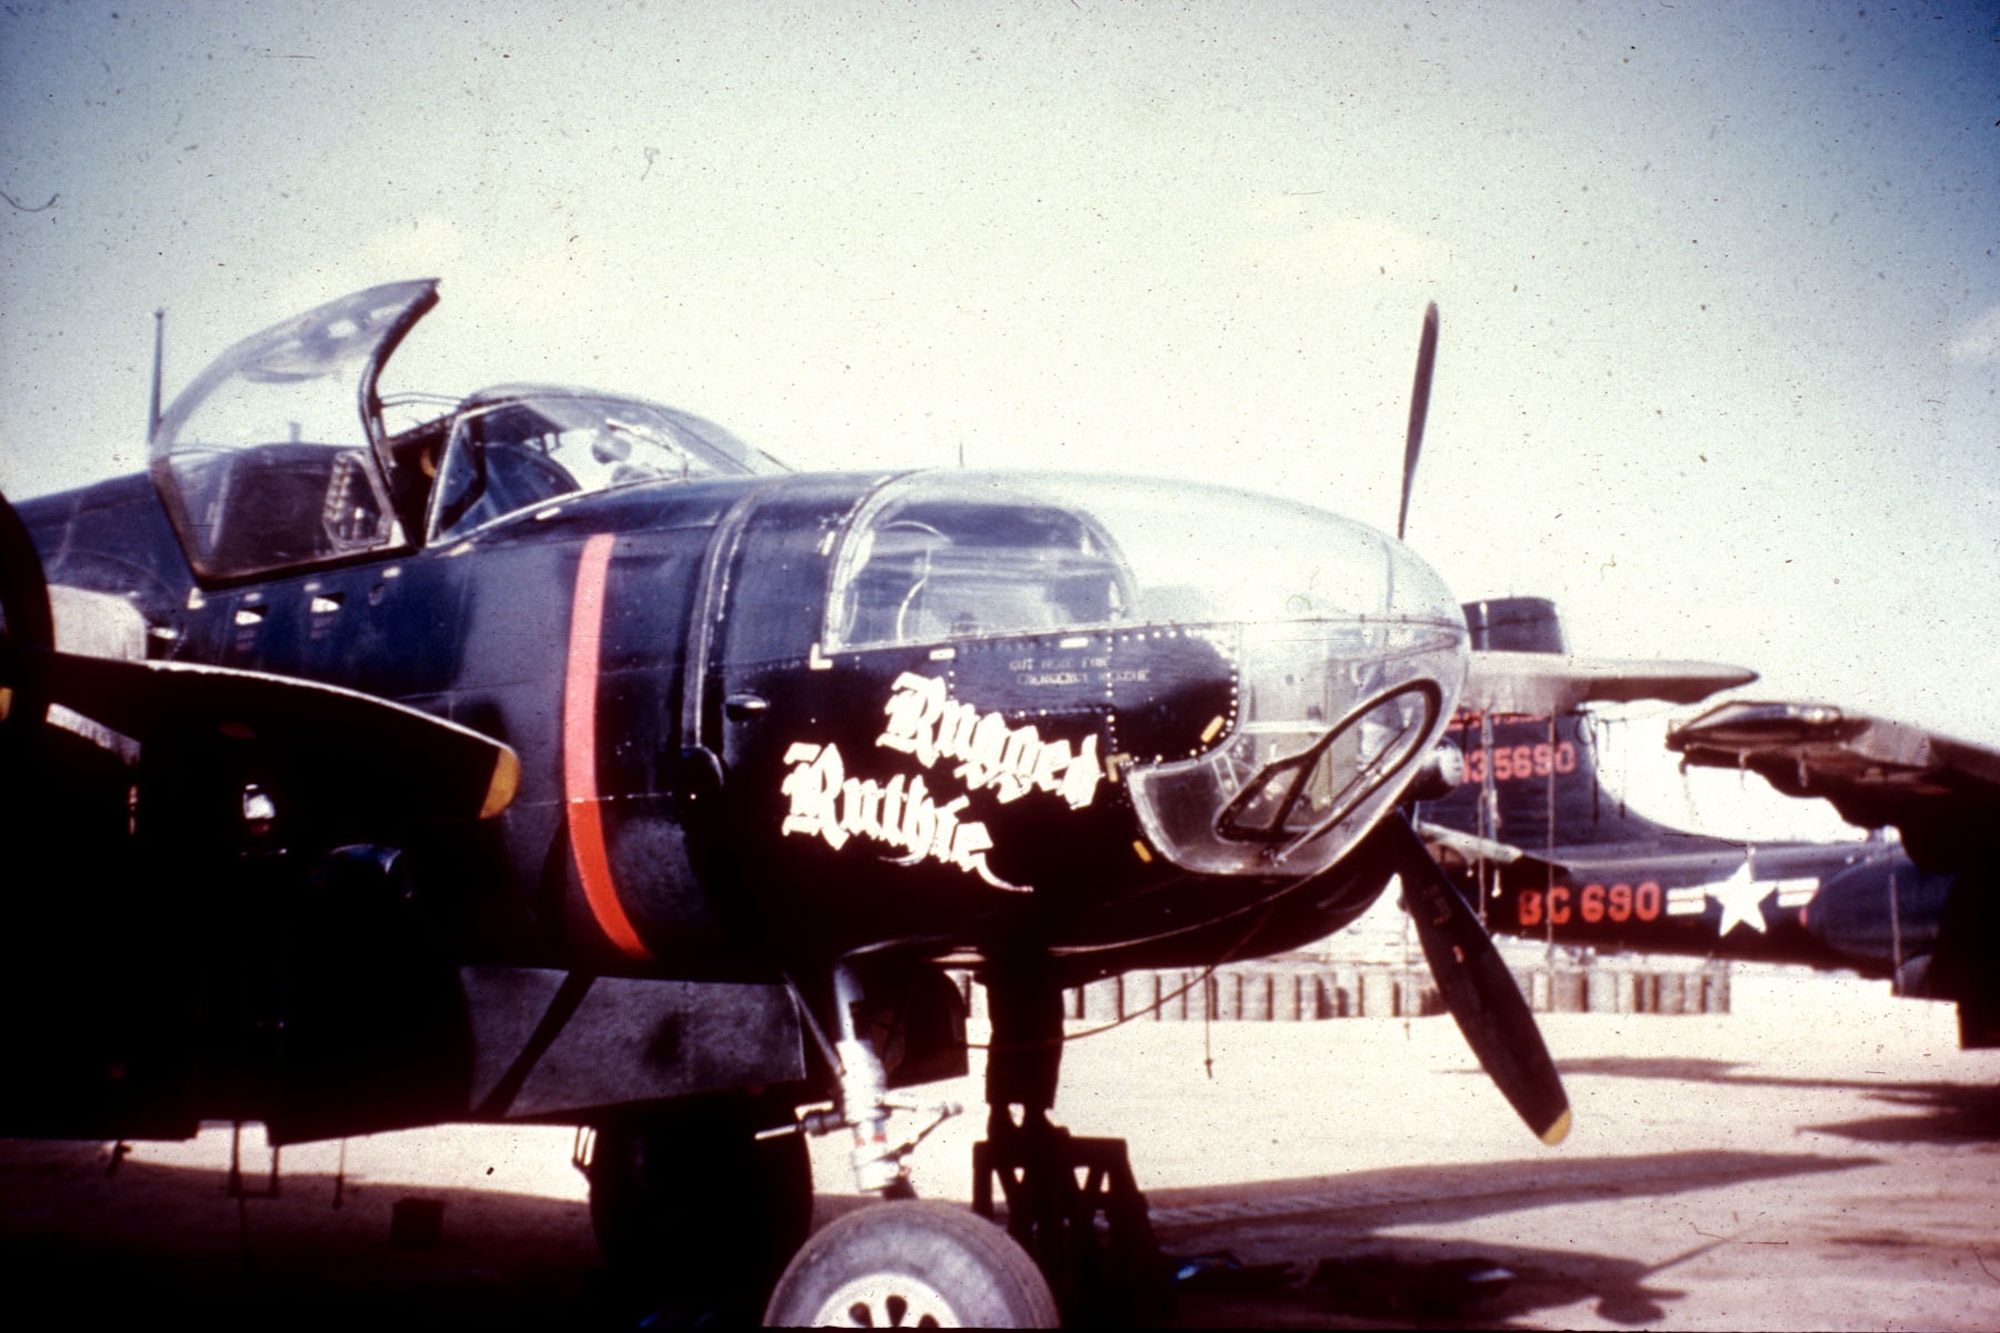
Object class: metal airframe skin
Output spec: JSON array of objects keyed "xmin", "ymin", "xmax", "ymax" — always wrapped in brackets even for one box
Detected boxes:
[{"xmin": 10, "ymin": 280, "xmax": 1474, "ymax": 1147}]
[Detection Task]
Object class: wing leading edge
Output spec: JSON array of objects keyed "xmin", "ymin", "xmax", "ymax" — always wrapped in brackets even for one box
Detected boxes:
[{"xmin": 1668, "ymin": 700, "xmax": 2000, "ymax": 870}]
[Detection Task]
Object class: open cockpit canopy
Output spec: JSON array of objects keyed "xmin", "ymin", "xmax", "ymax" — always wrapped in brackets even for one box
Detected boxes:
[
  {"xmin": 151, "ymin": 279, "xmax": 437, "ymax": 582},
  {"xmin": 149, "ymin": 279, "xmax": 785, "ymax": 582}
]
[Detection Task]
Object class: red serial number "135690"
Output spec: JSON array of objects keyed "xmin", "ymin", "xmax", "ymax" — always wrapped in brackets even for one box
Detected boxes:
[
  {"xmin": 1517, "ymin": 881, "xmax": 1662, "ymax": 927},
  {"xmin": 1463, "ymin": 742, "xmax": 1577, "ymax": 784}
]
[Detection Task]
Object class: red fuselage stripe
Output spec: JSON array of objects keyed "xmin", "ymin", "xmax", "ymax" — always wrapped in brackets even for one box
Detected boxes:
[{"xmin": 564, "ymin": 533, "xmax": 653, "ymax": 960}]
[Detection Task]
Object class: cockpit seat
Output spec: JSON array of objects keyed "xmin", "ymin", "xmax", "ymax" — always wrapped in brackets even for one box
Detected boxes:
[{"xmin": 206, "ymin": 445, "xmax": 343, "ymax": 573}]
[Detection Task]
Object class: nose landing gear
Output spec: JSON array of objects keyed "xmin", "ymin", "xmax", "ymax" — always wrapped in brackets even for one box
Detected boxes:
[
  {"xmin": 972, "ymin": 960, "xmax": 1170, "ymax": 1325},
  {"xmin": 766, "ymin": 955, "xmax": 1169, "ymax": 1326}
]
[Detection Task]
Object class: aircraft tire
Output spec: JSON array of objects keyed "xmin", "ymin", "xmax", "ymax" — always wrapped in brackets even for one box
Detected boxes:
[
  {"xmin": 763, "ymin": 1200, "xmax": 1059, "ymax": 1329},
  {"xmin": 587, "ymin": 1097, "xmax": 811, "ymax": 1314}
]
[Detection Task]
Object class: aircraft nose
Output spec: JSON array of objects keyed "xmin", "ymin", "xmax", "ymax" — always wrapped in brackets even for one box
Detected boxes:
[
  {"xmin": 818, "ymin": 470, "xmax": 1467, "ymax": 883},
  {"xmin": 1122, "ymin": 521, "xmax": 1468, "ymax": 881}
]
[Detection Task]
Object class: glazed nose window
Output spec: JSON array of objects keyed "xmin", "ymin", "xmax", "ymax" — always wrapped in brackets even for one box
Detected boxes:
[
  {"xmin": 827, "ymin": 473, "xmax": 1469, "ymax": 879},
  {"xmin": 830, "ymin": 486, "xmax": 1135, "ymax": 650}
]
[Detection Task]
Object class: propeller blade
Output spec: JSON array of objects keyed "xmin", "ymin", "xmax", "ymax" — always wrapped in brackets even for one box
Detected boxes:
[
  {"xmin": 0, "ymin": 491, "xmax": 55, "ymax": 746},
  {"xmin": 1382, "ymin": 811, "xmax": 1571, "ymax": 1144},
  {"xmin": 1397, "ymin": 302, "xmax": 1440, "ymax": 542}
]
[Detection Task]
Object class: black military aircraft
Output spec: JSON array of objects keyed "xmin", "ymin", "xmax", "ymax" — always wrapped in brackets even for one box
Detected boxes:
[
  {"xmin": 1667, "ymin": 698, "xmax": 2000, "ymax": 1046},
  {"xmin": 1411, "ymin": 596, "xmax": 2000, "ymax": 1048},
  {"xmin": 2, "ymin": 281, "xmax": 1737, "ymax": 1323}
]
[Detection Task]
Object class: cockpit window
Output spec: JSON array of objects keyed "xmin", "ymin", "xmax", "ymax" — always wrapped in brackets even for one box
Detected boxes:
[
  {"xmin": 831, "ymin": 483, "xmax": 1137, "ymax": 649},
  {"xmin": 427, "ymin": 391, "xmax": 784, "ymax": 542},
  {"xmin": 827, "ymin": 472, "xmax": 1470, "ymax": 653}
]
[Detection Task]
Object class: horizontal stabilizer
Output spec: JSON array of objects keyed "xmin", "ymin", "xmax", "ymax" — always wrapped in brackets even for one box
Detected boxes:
[
  {"xmin": 1463, "ymin": 651, "xmax": 1756, "ymax": 716},
  {"xmin": 1414, "ymin": 819, "xmax": 1528, "ymax": 866}
]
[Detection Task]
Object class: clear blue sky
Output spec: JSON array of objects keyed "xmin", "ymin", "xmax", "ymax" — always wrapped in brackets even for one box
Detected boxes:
[{"xmin": 3, "ymin": 2, "xmax": 1996, "ymax": 778}]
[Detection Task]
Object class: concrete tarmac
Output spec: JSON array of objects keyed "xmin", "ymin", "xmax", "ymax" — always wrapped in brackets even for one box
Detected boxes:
[{"xmin": 4, "ymin": 966, "xmax": 1998, "ymax": 1328}]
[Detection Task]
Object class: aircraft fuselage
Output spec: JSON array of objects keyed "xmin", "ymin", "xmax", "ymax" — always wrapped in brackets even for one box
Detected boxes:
[
  {"xmin": 1420, "ymin": 711, "xmax": 1945, "ymax": 988},
  {"xmin": 30, "ymin": 464, "xmax": 1453, "ymax": 985}
]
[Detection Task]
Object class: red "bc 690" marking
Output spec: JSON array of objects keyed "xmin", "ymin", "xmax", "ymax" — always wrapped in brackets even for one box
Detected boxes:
[{"xmin": 1517, "ymin": 881, "xmax": 1660, "ymax": 927}]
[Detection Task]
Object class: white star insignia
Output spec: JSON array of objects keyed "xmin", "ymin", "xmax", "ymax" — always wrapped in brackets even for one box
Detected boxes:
[{"xmin": 1707, "ymin": 861, "xmax": 1772, "ymax": 937}]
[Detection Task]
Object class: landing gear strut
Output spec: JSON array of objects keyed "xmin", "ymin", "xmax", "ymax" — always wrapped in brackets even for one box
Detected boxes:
[
  {"xmin": 763, "ymin": 956, "xmax": 1060, "ymax": 1327},
  {"xmin": 973, "ymin": 961, "xmax": 1169, "ymax": 1324}
]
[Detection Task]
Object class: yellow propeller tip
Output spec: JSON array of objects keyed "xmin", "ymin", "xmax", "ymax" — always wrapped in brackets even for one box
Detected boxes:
[
  {"xmin": 479, "ymin": 747, "xmax": 522, "ymax": 820},
  {"xmin": 1539, "ymin": 1108, "xmax": 1572, "ymax": 1146}
]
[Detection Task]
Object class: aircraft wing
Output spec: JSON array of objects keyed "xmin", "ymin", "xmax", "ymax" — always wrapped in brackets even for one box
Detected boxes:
[
  {"xmin": 1667, "ymin": 700, "xmax": 2000, "ymax": 869},
  {"xmin": 1462, "ymin": 651, "xmax": 1756, "ymax": 716},
  {"xmin": 37, "ymin": 649, "xmax": 519, "ymax": 825}
]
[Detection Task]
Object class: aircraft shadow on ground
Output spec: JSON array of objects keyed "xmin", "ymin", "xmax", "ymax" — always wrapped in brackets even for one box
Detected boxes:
[
  {"xmin": 1143, "ymin": 1149, "xmax": 1871, "ymax": 1328},
  {"xmin": 1, "ymin": 1141, "xmax": 1877, "ymax": 1327},
  {"xmin": 1801, "ymin": 1081, "xmax": 2000, "ymax": 1145},
  {"xmin": 1548, "ymin": 1056, "xmax": 2000, "ymax": 1145},
  {"xmin": 0, "ymin": 1141, "xmax": 630, "ymax": 1323}
]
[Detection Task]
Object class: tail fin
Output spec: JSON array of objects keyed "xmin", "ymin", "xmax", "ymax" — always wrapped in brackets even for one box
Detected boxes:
[
  {"xmin": 1422, "ymin": 598, "xmax": 1707, "ymax": 855},
  {"xmin": 1462, "ymin": 596, "xmax": 1566, "ymax": 654},
  {"xmin": 1419, "ymin": 710, "xmax": 1702, "ymax": 854}
]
